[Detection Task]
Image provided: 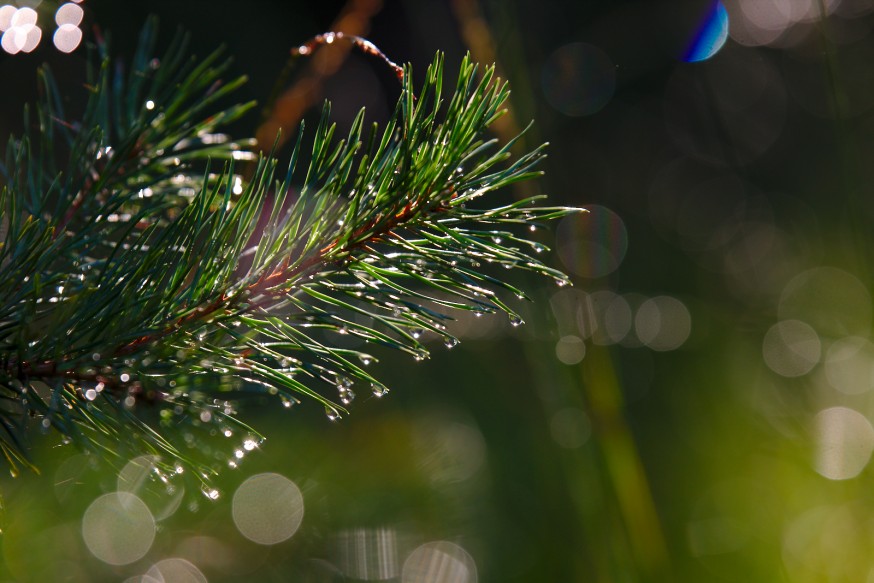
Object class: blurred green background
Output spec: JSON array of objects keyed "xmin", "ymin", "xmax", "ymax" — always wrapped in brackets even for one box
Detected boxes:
[{"xmin": 3, "ymin": 0, "xmax": 874, "ymax": 581}]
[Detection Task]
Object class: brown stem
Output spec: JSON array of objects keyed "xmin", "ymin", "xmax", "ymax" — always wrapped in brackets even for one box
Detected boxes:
[{"xmin": 253, "ymin": 0, "xmax": 385, "ymax": 157}]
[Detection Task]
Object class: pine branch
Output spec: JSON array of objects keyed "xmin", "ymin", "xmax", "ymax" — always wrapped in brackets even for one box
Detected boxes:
[{"xmin": 0, "ymin": 21, "xmax": 580, "ymax": 482}]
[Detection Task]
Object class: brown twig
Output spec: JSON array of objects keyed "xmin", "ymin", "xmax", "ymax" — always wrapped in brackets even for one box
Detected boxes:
[
  {"xmin": 292, "ymin": 32, "xmax": 404, "ymax": 81},
  {"xmin": 253, "ymin": 0, "xmax": 385, "ymax": 156}
]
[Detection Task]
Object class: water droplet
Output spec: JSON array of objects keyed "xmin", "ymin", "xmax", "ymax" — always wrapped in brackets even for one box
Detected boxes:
[
  {"xmin": 202, "ymin": 487, "xmax": 220, "ymax": 500},
  {"xmin": 337, "ymin": 325, "xmax": 348, "ymax": 335},
  {"xmin": 509, "ymin": 315, "xmax": 524, "ymax": 327},
  {"xmin": 360, "ymin": 355, "xmax": 373, "ymax": 366},
  {"xmin": 339, "ymin": 388, "xmax": 356, "ymax": 405},
  {"xmin": 371, "ymin": 383, "xmax": 388, "ymax": 398},
  {"xmin": 444, "ymin": 337, "xmax": 459, "ymax": 349},
  {"xmin": 326, "ymin": 408, "xmax": 341, "ymax": 421},
  {"xmin": 533, "ymin": 244, "xmax": 545, "ymax": 253},
  {"xmin": 84, "ymin": 388, "xmax": 98, "ymax": 401},
  {"xmin": 555, "ymin": 278, "xmax": 570, "ymax": 287},
  {"xmin": 411, "ymin": 328, "xmax": 424, "ymax": 339}
]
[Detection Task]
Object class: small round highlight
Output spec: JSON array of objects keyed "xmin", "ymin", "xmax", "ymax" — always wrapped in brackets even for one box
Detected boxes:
[
  {"xmin": 232, "ymin": 473, "xmax": 304, "ymax": 545},
  {"xmin": 813, "ymin": 406, "xmax": 874, "ymax": 480},
  {"xmin": 542, "ymin": 42, "xmax": 616, "ymax": 117},
  {"xmin": 762, "ymin": 320, "xmax": 820, "ymax": 377},
  {"xmin": 82, "ymin": 492, "xmax": 156, "ymax": 565},
  {"xmin": 402, "ymin": 541, "xmax": 477, "ymax": 583}
]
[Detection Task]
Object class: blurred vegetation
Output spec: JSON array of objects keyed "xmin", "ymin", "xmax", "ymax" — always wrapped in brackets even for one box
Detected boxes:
[{"xmin": 3, "ymin": 0, "xmax": 874, "ymax": 582}]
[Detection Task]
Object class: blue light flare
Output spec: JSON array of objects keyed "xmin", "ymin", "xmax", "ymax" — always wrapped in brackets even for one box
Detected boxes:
[{"xmin": 684, "ymin": 1, "xmax": 729, "ymax": 62}]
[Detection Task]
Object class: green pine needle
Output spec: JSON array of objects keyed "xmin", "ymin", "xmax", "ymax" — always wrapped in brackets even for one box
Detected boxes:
[{"xmin": 0, "ymin": 19, "xmax": 581, "ymax": 481}]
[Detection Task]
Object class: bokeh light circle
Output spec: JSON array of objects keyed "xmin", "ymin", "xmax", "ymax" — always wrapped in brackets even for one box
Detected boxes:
[
  {"xmin": 55, "ymin": 2, "xmax": 83, "ymax": 26},
  {"xmin": 146, "ymin": 558, "xmax": 208, "ymax": 583},
  {"xmin": 0, "ymin": 5, "xmax": 16, "ymax": 31},
  {"xmin": 824, "ymin": 336, "xmax": 874, "ymax": 395},
  {"xmin": 813, "ymin": 406, "xmax": 874, "ymax": 480},
  {"xmin": 2, "ymin": 20, "xmax": 40, "ymax": 54},
  {"xmin": 762, "ymin": 320, "xmax": 820, "ymax": 377},
  {"xmin": 576, "ymin": 290, "xmax": 633, "ymax": 346},
  {"xmin": 684, "ymin": 1, "xmax": 729, "ymax": 62},
  {"xmin": 82, "ymin": 492, "xmax": 156, "ymax": 565},
  {"xmin": 555, "ymin": 335, "xmax": 586, "ymax": 364},
  {"xmin": 550, "ymin": 407, "xmax": 592, "ymax": 449},
  {"xmin": 53, "ymin": 22, "xmax": 81, "ymax": 53},
  {"xmin": 635, "ymin": 296, "xmax": 692, "ymax": 351},
  {"xmin": 402, "ymin": 541, "xmax": 477, "ymax": 583},
  {"xmin": 602, "ymin": 295, "xmax": 632, "ymax": 344},
  {"xmin": 10, "ymin": 6, "xmax": 36, "ymax": 27},
  {"xmin": 426, "ymin": 422, "xmax": 486, "ymax": 484},
  {"xmin": 556, "ymin": 205, "xmax": 627, "ymax": 279},
  {"xmin": 117, "ymin": 455, "xmax": 185, "ymax": 521},
  {"xmin": 779, "ymin": 267, "xmax": 872, "ymax": 337},
  {"xmin": 542, "ymin": 42, "xmax": 616, "ymax": 116},
  {"xmin": 232, "ymin": 473, "xmax": 304, "ymax": 545},
  {"xmin": 118, "ymin": 455, "xmax": 159, "ymax": 494},
  {"xmin": 781, "ymin": 503, "xmax": 874, "ymax": 582}
]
